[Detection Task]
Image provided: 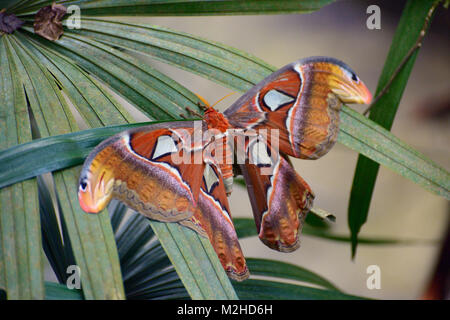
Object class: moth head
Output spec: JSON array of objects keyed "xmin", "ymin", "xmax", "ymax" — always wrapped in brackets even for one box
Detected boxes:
[
  {"xmin": 304, "ymin": 57, "xmax": 372, "ymax": 105},
  {"xmin": 78, "ymin": 147, "xmax": 116, "ymax": 213}
]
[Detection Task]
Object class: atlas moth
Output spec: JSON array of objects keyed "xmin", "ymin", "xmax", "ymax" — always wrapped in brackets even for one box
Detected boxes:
[{"xmin": 78, "ymin": 57, "xmax": 372, "ymax": 281}]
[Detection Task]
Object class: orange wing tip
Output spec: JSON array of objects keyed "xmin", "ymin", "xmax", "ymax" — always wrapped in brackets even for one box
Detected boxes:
[
  {"xmin": 360, "ymin": 82, "xmax": 373, "ymax": 105},
  {"xmin": 78, "ymin": 192, "xmax": 101, "ymax": 213}
]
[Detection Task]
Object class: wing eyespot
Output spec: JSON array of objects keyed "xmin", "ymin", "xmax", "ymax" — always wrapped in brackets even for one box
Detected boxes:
[{"xmin": 79, "ymin": 180, "xmax": 88, "ymax": 192}]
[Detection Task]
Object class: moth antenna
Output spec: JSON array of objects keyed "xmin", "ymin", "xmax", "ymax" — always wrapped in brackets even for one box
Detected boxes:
[
  {"xmin": 194, "ymin": 93, "xmax": 211, "ymax": 110},
  {"xmin": 210, "ymin": 92, "xmax": 236, "ymax": 109}
]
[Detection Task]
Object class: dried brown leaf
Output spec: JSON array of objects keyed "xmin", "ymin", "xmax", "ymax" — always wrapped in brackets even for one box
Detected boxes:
[
  {"xmin": 34, "ymin": 3, "xmax": 67, "ymax": 41},
  {"xmin": 0, "ymin": 11, "xmax": 24, "ymax": 34}
]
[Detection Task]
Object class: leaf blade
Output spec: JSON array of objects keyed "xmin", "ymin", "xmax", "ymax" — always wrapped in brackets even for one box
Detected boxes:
[
  {"xmin": 233, "ymin": 217, "xmax": 434, "ymax": 245},
  {"xmin": 246, "ymin": 258, "xmax": 339, "ymax": 291},
  {"xmin": 0, "ymin": 35, "xmax": 44, "ymax": 300},
  {"xmin": 233, "ymin": 279, "xmax": 366, "ymax": 300},
  {"xmin": 4, "ymin": 33, "xmax": 125, "ymax": 300},
  {"xmin": 14, "ymin": 0, "xmax": 335, "ymax": 16},
  {"xmin": 348, "ymin": 0, "xmax": 439, "ymax": 257}
]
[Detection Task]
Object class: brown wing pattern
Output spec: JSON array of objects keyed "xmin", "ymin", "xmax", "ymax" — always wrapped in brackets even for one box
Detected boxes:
[
  {"xmin": 79, "ymin": 57, "xmax": 372, "ymax": 279},
  {"xmin": 78, "ymin": 122, "xmax": 205, "ymax": 222},
  {"xmin": 224, "ymin": 58, "xmax": 345, "ymax": 160},
  {"xmin": 240, "ymin": 137, "xmax": 314, "ymax": 252},
  {"xmin": 180, "ymin": 162, "xmax": 249, "ymax": 281},
  {"xmin": 224, "ymin": 57, "xmax": 372, "ymax": 252}
]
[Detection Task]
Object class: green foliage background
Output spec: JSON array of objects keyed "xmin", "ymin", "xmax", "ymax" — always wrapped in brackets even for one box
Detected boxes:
[{"xmin": 0, "ymin": 0, "xmax": 447, "ymax": 300}]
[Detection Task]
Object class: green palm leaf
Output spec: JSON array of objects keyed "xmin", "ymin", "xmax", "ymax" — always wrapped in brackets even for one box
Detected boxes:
[
  {"xmin": 233, "ymin": 218, "xmax": 435, "ymax": 245},
  {"xmin": 245, "ymin": 258, "xmax": 339, "ymax": 291},
  {"xmin": 348, "ymin": 0, "xmax": 439, "ymax": 257},
  {"xmin": 233, "ymin": 280, "xmax": 364, "ymax": 300},
  {"xmin": 0, "ymin": 36, "xmax": 44, "ymax": 299},
  {"xmin": 11, "ymin": 0, "xmax": 336, "ymax": 16}
]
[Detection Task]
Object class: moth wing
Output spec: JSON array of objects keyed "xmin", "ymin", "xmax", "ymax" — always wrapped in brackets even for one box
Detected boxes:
[
  {"xmin": 224, "ymin": 59, "xmax": 342, "ymax": 159},
  {"xmin": 180, "ymin": 162, "xmax": 249, "ymax": 281},
  {"xmin": 240, "ymin": 136, "xmax": 314, "ymax": 252},
  {"xmin": 78, "ymin": 121, "xmax": 205, "ymax": 222}
]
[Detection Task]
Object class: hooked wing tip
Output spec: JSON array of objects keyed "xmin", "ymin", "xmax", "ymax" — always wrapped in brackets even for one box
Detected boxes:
[
  {"xmin": 359, "ymin": 82, "xmax": 373, "ymax": 105},
  {"xmin": 78, "ymin": 191, "xmax": 100, "ymax": 213},
  {"xmin": 261, "ymin": 237, "xmax": 301, "ymax": 253},
  {"xmin": 226, "ymin": 267, "xmax": 250, "ymax": 282}
]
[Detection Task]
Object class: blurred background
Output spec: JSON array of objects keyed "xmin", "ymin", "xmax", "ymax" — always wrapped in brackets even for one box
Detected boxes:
[{"xmin": 47, "ymin": 0, "xmax": 450, "ymax": 299}]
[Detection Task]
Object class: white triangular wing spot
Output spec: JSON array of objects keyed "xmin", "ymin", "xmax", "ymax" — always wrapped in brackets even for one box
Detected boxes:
[
  {"xmin": 263, "ymin": 89, "xmax": 295, "ymax": 111},
  {"xmin": 203, "ymin": 163, "xmax": 219, "ymax": 193},
  {"xmin": 250, "ymin": 140, "xmax": 272, "ymax": 167},
  {"xmin": 152, "ymin": 135, "xmax": 178, "ymax": 159}
]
